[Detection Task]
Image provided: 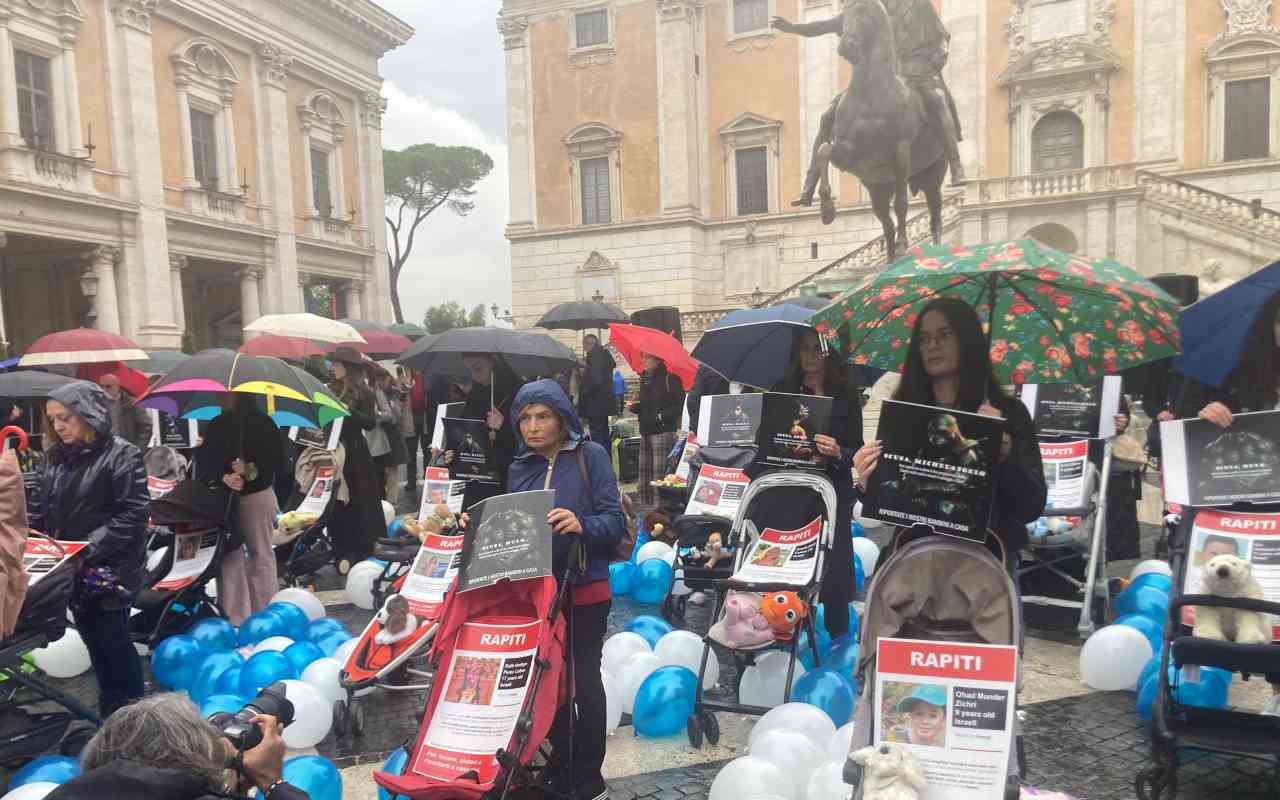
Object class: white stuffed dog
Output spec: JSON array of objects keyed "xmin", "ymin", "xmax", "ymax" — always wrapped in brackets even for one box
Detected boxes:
[
  {"xmin": 1193, "ymin": 554, "xmax": 1271, "ymax": 644},
  {"xmin": 850, "ymin": 744, "xmax": 925, "ymax": 800}
]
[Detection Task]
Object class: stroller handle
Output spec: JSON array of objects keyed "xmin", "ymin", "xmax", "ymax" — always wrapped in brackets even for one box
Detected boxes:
[
  {"xmin": 1172, "ymin": 593, "xmax": 1280, "ymax": 618},
  {"xmin": 0, "ymin": 426, "xmax": 28, "ymax": 453}
]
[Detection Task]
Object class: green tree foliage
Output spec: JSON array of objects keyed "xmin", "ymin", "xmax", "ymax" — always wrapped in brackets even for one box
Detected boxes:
[
  {"xmin": 422, "ymin": 301, "xmax": 488, "ymax": 334},
  {"xmin": 384, "ymin": 143, "xmax": 494, "ymax": 323}
]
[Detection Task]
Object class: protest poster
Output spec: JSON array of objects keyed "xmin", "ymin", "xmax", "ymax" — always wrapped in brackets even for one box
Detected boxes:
[
  {"xmin": 455, "ymin": 490, "xmax": 554, "ymax": 592},
  {"xmin": 1180, "ymin": 509, "xmax": 1280, "ymax": 639},
  {"xmin": 1039, "ymin": 439, "xmax": 1091, "ymax": 512},
  {"xmin": 430, "ymin": 402, "xmax": 466, "ymax": 451},
  {"xmin": 401, "ymin": 532, "xmax": 467, "ymax": 619},
  {"xmin": 696, "ymin": 393, "xmax": 763, "ymax": 448},
  {"xmin": 154, "ymin": 528, "xmax": 221, "ymax": 590},
  {"xmin": 673, "ymin": 433, "xmax": 700, "ymax": 483},
  {"xmin": 419, "ymin": 466, "xmax": 466, "ymax": 517},
  {"xmin": 730, "ymin": 516, "xmax": 821, "ymax": 585},
  {"xmin": 684, "ymin": 464, "xmax": 750, "ymax": 518},
  {"xmin": 296, "ymin": 466, "xmax": 336, "ymax": 516},
  {"xmin": 1161, "ymin": 410, "xmax": 1280, "ymax": 506},
  {"xmin": 874, "ymin": 638, "xmax": 1018, "ymax": 800},
  {"xmin": 411, "ymin": 618, "xmax": 541, "ymax": 783},
  {"xmin": 861, "ymin": 401, "xmax": 1003, "ymax": 541},
  {"xmin": 23, "ymin": 538, "xmax": 88, "ymax": 587},
  {"xmin": 289, "ymin": 418, "xmax": 344, "ymax": 451},
  {"xmin": 1020, "ymin": 376, "xmax": 1122, "ymax": 438},
  {"xmin": 444, "ymin": 418, "xmax": 499, "ymax": 484},
  {"xmin": 754, "ymin": 392, "xmax": 833, "ymax": 470},
  {"xmin": 148, "ymin": 409, "xmax": 200, "ymax": 450}
]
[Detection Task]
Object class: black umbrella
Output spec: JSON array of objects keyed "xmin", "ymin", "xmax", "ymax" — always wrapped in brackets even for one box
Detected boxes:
[
  {"xmin": 396, "ymin": 327, "xmax": 580, "ymax": 379},
  {"xmin": 0, "ymin": 370, "xmax": 76, "ymax": 399},
  {"xmin": 535, "ymin": 301, "xmax": 630, "ymax": 331}
]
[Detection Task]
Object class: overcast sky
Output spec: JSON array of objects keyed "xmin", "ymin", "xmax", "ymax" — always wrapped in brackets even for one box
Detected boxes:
[{"xmin": 376, "ymin": 1, "xmax": 511, "ymax": 325}]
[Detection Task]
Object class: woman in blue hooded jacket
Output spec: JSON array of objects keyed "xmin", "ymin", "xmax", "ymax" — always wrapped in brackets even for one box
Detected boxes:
[{"xmin": 507, "ymin": 378, "xmax": 624, "ymax": 800}]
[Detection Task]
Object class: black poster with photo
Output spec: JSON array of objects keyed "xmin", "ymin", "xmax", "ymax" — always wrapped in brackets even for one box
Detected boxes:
[
  {"xmin": 456, "ymin": 490, "xmax": 555, "ymax": 592},
  {"xmin": 696, "ymin": 393, "xmax": 763, "ymax": 448},
  {"xmin": 444, "ymin": 417, "xmax": 499, "ymax": 484},
  {"xmin": 862, "ymin": 400, "xmax": 1004, "ymax": 541},
  {"xmin": 753, "ymin": 392, "xmax": 833, "ymax": 470},
  {"xmin": 1019, "ymin": 376, "xmax": 1122, "ymax": 439},
  {"xmin": 1161, "ymin": 410, "xmax": 1280, "ymax": 506},
  {"xmin": 149, "ymin": 409, "xmax": 199, "ymax": 449}
]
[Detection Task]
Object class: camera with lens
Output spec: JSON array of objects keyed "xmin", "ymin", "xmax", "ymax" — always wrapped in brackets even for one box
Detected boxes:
[{"xmin": 208, "ymin": 681, "xmax": 295, "ymax": 752}]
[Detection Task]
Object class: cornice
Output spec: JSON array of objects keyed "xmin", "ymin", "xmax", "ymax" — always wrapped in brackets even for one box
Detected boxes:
[{"xmin": 270, "ymin": 0, "xmax": 413, "ymax": 55}]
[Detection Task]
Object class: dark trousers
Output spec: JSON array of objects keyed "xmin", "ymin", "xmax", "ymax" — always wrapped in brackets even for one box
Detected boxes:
[
  {"xmin": 585, "ymin": 415, "xmax": 610, "ymax": 444},
  {"xmin": 549, "ymin": 599, "xmax": 611, "ymax": 784},
  {"xmin": 821, "ymin": 509, "xmax": 853, "ymax": 639},
  {"xmin": 73, "ymin": 600, "xmax": 145, "ymax": 716},
  {"xmin": 404, "ymin": 436, "xmax": 420, "ymax": 484}
]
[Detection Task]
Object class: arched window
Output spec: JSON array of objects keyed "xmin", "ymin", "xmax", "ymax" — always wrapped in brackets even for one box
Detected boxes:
[
  {"xmin": 1025, "ymin": 222, "xmax": 1079, "ymax": 254},
  {"xmin": 1031, "ymin": 112, "xmax": 1084, "ymax": 173}
]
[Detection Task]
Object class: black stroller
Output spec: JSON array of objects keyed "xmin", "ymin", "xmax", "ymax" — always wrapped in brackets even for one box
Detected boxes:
[
  {"xmin": 661, "ymin": 514, "xmax": 734, "ymax": 626},
  {"xmin": 1137, "ymin": 505, "xmax": 1280, "ymax": 799},
  {"xmin": 274, "ymin": 445, "xmax": 342, "ymax": 585}
]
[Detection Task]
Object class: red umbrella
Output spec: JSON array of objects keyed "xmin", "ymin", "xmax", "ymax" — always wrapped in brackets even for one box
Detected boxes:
[
  {"xmin": 608, "ymin": 323, "xmax": 698, "ymax": 390},
  {"xmin": 19, "ymin": 328, "xmax": 147, "ymax": 367},
  {"xmin": 77, "ymin": 362, "xmax": 150, "ymax": 398},
  {"xmin": 239, "ymin": 335, "xmax": 326, "ymax": 361},
  {"xmin": 335, "ymin": 319, "xmax": 412, "ymax": 357}
]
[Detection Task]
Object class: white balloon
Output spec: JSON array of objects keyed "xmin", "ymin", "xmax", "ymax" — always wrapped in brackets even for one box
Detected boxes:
[
  {"xmin": 146, "ymin": 546, "xmax": 169, "ymax": 572},
  {"xmin": 662, "ymin": 551, "xmax": 677, "ymax": 566},
  {"xmin": 1079, "ymin": 624, "xmax": 1154, "ymax": 691},
  {"xmin": 671, "ymin": 569, "xmax": 693, "ymax": 597},
  {"xmin": 739, "ymin": 651, "xmax": 806, "ymax": 710},
  {"xmin": 331, "ymin": 638, "xmax": 359, "ymax": 669},
  {"xmin": 853, "ymin": 501, "xmax": 883, "ymax": 529},
  {"xmin": 708, "ymin": 756, "xmax": 791, "ymax": 800},
  {"xmin": 344, "ymin": 561, "xmax": 381, "ymax": 610},
  {"xmin": 301, "ymin": 657, "xmax": 346, "ymax": 705},
  {"xmin": 602, "ymin": 632, "xmax": 651, "ymax": 677},
  {"xmin": 826, "ymin": 721, "xmax": 857, "ymax": 764},
  {"xmin": 851, "ymin": 537, "xmax": 881, "ymax": 577},
  {"xmin": 382, "ymin": 500, "xmax": 396, "ymax": 527},
  {"xmin": 749, "ymin": 702, "xmax": 837, "ymax": 751},
  {"xmin": 205, "ymin": 579, "xmax": 218, "ymax": 600},
  {"xmin": 620, "ymin": 651, "xmax": 662, "ymax": 715},
  {"xmin": 749, "ymin": 728, "xmax": 825, "ymax": 799},
  {"xmin": 32, "ymin": 627, "xmax": 91, "ymax": 679},
  {"xmin": 1130, "ymin": 560, "xmax": 1173, "ymax": 581},
  {"xmin": 806, "ymin": 762, "xmax": 853, "ymax": 800},
  {"xmin": 601, "ymin": 669, "xmax": 623, "ymax": 735},
  {"xmin": 270, "ymin": 588, "xmax": 326, "ymax": 622},
  {"xmin": 654, "ymin": 630, "xmax": 719, "ymax": 690},
  {"xmin": 2, "ymin": 782, "xmax": 60, "ymax": 800},
  {"xmin": 635, "ymin": 540, "xmax": 674, "ymax": 564},
  {"xmin": 280, "ymin": 679, "xmax": 333, "ymax": 749},
  {"xmin": 253, "ymin": 636, "xmax": 295, "ymax": 654}
]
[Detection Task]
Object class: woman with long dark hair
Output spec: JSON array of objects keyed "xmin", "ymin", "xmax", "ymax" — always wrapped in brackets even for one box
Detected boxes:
[
  {"xmin": 774, "ymin": 328, "xmax": 863, "ymax": 638},
  {"xmin": 327, "ymin": 347, "xmax": 384, "ymax": 569},
  {"xmin": 445, "ymin": 354, "xmax": 522, "ymax": 510},
  {"xmin": 853, "ymin": 297, "xmax": 1046, "ymax": 565},
  {"xmin": 630, "ymin": 354, "xmax": 684, "ymax": 509}
]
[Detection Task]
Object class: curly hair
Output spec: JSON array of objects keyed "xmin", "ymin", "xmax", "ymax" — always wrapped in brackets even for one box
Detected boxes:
[{"xmin": 79, "ymin": 694, "xmax": 230, "ymax": 790}]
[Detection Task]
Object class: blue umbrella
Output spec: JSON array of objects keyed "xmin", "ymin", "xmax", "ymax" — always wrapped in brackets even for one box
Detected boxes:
[
  {"xmin": 1175, "ymin": 260, "xmax": 1280, "ymax": 387},
  {"xmin": 690, "ymin": 304, "xmax": 816, "ymax": 389}
]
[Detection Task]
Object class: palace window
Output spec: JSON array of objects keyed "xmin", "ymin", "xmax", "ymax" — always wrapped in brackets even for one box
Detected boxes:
[
  {"xmin": 576, "ymin": 9, "xmax": 608, "ymax": 48},
  {"xmin": 1031, "ymin": 112, "xmax": 1084, "ymax": 173},
  {"xmin": 14, "ymin": 50, "xmax": 54, "ymax": 149},
  {"xmin": 735, "ymin": 147, "xmax": 769, "ymax": 215},
  {"xmin": 733, "ymin": 0, "xmax": 769, "ymax": 35},
  {"xmin": 565, "ymin": 122, "xmax": 623, "ymax": 227},
  {"xmin": 190, "ymin": 109, "xmax": 219, "ymax": 188},
  {"xmin": 580, "ymin": 156, "xmax": 611, "ymax": 225},
  {"xmin": 298, "ymin": 91, "xmax": 349, "ymax": 220},
  {"xmin": 1224, "ymin": 78, "xmax": 1270, "ymax": 162},
  {"xmin": 171, "ymin": 38, "xmax": 242, "ymax": 194},
  {"xmin": 312, "ymin": 147, "xmax": 333, "ymax": 218},
  {"xmin": 719, "ymin": 112, "xmax": 781, "ymax": 216}
]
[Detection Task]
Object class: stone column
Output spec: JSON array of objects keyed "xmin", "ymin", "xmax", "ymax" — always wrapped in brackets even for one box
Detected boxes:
[
  {"xmin": 259, "ymin": 44, "xmax": 302, "ymax": 311},
  {"xmin": 656, "ymin": 0, "xmax": 702, "ymax": 219},
  {"xmin": 297, "ymin": 274, "xmax": 310, "ymax": 314},
  {"xmin": 359, "ymin": 91, "xmax": 392, "ymax": 323},
  {"xmin": 342, "ymin": 281, "xmax": 361, "ymax": 320},
  {"xmin": 239, "ymin": 266, "xmax": 263, "ymax": 336},
  {"xmin": 175, "ymin": 80, "xmax": 198, "ymax": 187},
  {"xmin": 300, "ymin": 127, "xmax": 317, "ymax": 216},
  {"xmin": 0, "ymin": 232, "xmax": 8, "ymax": 352},
  {"xmin": 0, "ymin": 8, "xmax": 19, "ymax": 150},
  {"xmin": 214, "ymin": 102, "xmax": 230, "ymax": 193},
  {"xmin": 85, "ymin": 246, "xmax": 122, "ymax": 333},
  {"xmin": 332, "ymin": 133, "xmax": 346, "ymax": 220},
  {"xmin": 169, "ymin": 255, "xmax": 188, "ymax": 336},
  {"xmin": 498, "ymin": 16, "xmax": 535, "ymax": 231},
  {"xmin": 221, "ymin": 91, "xmax": 239, "ymax": 193},
  {"xmin": 60, "ymin": 25, "xmax": 84, "ymax": 156},
  {"xmin": 112, "ymin": 0, "xmax": 179, "ymax": 347}
]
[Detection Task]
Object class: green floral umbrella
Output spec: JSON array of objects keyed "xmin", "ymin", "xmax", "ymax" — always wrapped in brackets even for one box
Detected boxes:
[{"xmin": 810, "ymin": 239, "xmax": 1182, "ymax": 384}]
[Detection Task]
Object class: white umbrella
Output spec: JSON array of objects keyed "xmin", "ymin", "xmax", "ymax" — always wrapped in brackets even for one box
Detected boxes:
[{"xmin": 244, "ymin": 314, "xmax": 367, "ymax": 344}]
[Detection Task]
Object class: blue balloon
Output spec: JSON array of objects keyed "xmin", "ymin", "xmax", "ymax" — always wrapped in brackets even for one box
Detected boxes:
[
  {"xmin": 283, "ymin": 755, "xmax": 342, "ymax": 800},
  {"xmin": 1136, "ymin": 674, "xmax": 1159, "ymax": 720},
  {"xmin": 1129, "ymin": 573, "xmax": 1174, "ymax": 594},
  {"xmin": 315, "ymin": 631, "xmax": 353, "ymax": 657},
  {"xmin": 792, "ymin": 666, "xmax": 856, "ymax": 726},
  {"xmin": 609, "ymin": 561, "xmax": 637, "ymax": 596},
  {"xmin": 631, "ymin": 559, "xmax": 674, "ymax": 604},
  {"xmin": 1114, "ymin": 585, "xmax": 1170, "ymax": 622},
  {"xmin": 823, "ymin": 635, "xmax": 861, "ymax": 692},
  {"xmin": 796, "ymin": 625, "xmax": 833, "ymax": 669},
  {"xmin": 1115, "ymin": 613, "xmax": 1164, "ymax": 659},
  {"xmin": 10, "ymin": 755, "xmax": 79, "ymax": 789},
  {"xmin": 238, "ymin": 610, "xmax": 289, "ymax": 647},
  {"xmin": 378, "ymin": 748, "xmax": 410, "ymax": 800},
  {"xmin": 854, "ymin": 554, "xmax": 865, "ymax": 593},
  {"xmin": 851, "ymin": 520, "xmax": 865, "ymax": 538},
  {"xmin": 630, "ymin": 532, "xmax": 650, "ymax": 562},
  {"xmin": 849, "ymin": 605, "xmax": 860, "ymax": 642},
  {"xmin": 215, "ymin": 665, "xmax": 244, "ymax": 696},
  {"xmin": 1173, "ymin": 667, "xmax": 1230, "ymax": 709},
  {"xmin": 265, "ymin": 602, "xmax": 311, "ymax": 640},
  {"xmin": 190, "ymin": 650, "xmax": 246, "ymax": 706},
  {"xmin": 238, "ymin": 651, "xmax": 297, "ymax": 697},
  {"xmin": 188, "ymin": 617, "xmax": 238, "ymax": 653},
  {"xmin": 152, "ymin": 634, "xmax": 204, "ymax": 690},
  {"xmin": 200, "ymin": 693, "xmax": 249, "ymax": 719},
  {"xmin": 306, "ymin": 617, "xmax": 349, "ymax": 644},
  {"xmin": 1135, "ymin": 656, "xmax": 1162, "ymax": 694},
  {"xmin": 625, "ymin": 615, "xmax": 674, "ymax": 648},
  {"xmin": 388, "ymin": 518, "xmax": 405, "ymax": 538},
  {"xmin": 633, "ymin": 666, "xmax": 698, "ymax": 738},
  {"xmin": 284, "ymin": 641, "xmax": 325, "ymax": 674}
]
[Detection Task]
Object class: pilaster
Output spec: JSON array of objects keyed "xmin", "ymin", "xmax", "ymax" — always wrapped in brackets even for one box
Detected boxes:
[
  {"xmin": 360, "ymin": 90, "xmax": 392, "ymax": 323},
  {"xmin": 239, "ymin": 265, "xmax": 263, "ymax": 335},
  {"xmin": 656, "ymin": 0, "xmax": 704, "ymax": 219},
  {"xmin": 170, "ymin": 255, "xmax": 188, "ymax": 335},
  {"xmin": 259, "ymin": 43, "xmax": 302, "ymax": 312},
  {"xmin": 499, "ymin": 15, "xmax": 536, "ymax": 233}
]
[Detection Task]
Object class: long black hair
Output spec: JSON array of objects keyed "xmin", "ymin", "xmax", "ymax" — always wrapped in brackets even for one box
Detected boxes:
[
  {"xmin": 783, "ymin": 328, "xmax": 848, "ymax": 396},
  {"xmin": 1227, "ymin": 289, "xmax": 1280, "ymax": 407},
  {"xmin": 892, "ymin": 296, "xmax": 1006, "ymax": 412}
]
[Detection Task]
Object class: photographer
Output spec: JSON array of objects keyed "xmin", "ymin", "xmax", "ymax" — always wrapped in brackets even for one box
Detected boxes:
[{"xmin": 47, "ymin": 694, "xmax": 308, "ymax": 800}]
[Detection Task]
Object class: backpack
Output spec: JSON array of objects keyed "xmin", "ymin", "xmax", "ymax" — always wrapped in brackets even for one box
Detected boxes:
[{"xmin": 576, "ymin": 446, "xmax": 637, "ymax": 562}]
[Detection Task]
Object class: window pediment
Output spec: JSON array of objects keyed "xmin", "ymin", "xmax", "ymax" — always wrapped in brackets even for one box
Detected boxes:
[
  {"xmin": 718, "ymin": 111, "xmax": 782, "ymax": 139},
  {"xmin": 171, "ymin": 38, "xmax": 240, "ymax": 87},
  {"xmin": 299, "ymin": 90, "xmax": 347, "ymax": 135},
  {"xmin": 1207, "ymin": 32, "xmax": 1280, "ymax": 65},
  {"xmin": 565, "ymin": 122, "xmax": 621, "ymax": 158},
  {"xmin": 998, "ymin": 40, "xmax": 1120, "ymax": 89}
]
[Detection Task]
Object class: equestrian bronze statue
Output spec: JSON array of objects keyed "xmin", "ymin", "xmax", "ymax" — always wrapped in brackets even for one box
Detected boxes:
[{"xmin": 773, "ymin": 0, "xmax": 963, "ymax": 259}]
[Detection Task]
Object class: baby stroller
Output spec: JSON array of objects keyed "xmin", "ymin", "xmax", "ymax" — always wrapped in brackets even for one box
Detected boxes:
[
  {"xmin": 660, "ymin": 513, "xmax": 734, "ymax": 626},
  {"xmin": 274, "ymin": 444, "xmax": 342, "ymax": 585},
  {"xmin": 1137, "ymin": 506, "xmax": 1280, "ymax": 800},
  {"xmin": 129, "ymin": 479, "xmax": 231, "ymax": 647},
  {"xmin": 842, "ymin": 526, "xmax": 1024, "ymax": 800},
  {"xmin": 691, "ymin": 471, "xmax": 838, "ymax": 746}
]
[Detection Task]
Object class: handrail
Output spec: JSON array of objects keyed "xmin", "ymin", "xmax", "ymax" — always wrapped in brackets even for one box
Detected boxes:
[{"xmin": 1136, "ymin": 169, "xmax": 1280, "ymax": 220}]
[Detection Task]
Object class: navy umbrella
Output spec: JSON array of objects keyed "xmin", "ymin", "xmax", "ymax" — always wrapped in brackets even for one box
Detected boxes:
[
  {"xmin": 1175, "ymin": 260, "xmax": 1280, "ymax": 387},
  {"xmin": 690, "ymin": 304, "xmax": 817, "ymax": 390}
]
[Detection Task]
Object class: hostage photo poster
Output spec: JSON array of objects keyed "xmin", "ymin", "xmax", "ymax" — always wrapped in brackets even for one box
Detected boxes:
[
  {"xmin": 696, "ymin": 393, "xmax": 763, "ymax": 448},
  {"xmin": 148, "ymin": 408, "xmax": 200, "ymax": 450},
  {"xmin": 754, "ymin": 392, "xmax": 833, "ymax": 469},
  {"xmin": 1039, "ymin": 439, "xmax": 1091, "ymax": 513},
  {"xmin": 401, "ymin": 531, "xmax": 467, "ymax": 619},
  {"xmin": 419, "ymin": 466, "xmax": 466, "ymax": 517},
  {"xmin": 430, "ymin": 402, "xmax": 466, "ymax": 451},
  {"xmin": 444, "ymin": 417, "xmax": 500, "ymax": 485},
  {"xmin": 22, "ymin": 538, "xmax": 87, "ymax": 587},
  {"xmin": 684, "ymin": 464, "xmax": 750, "ymax": 519},
  {"xmin": 862, "ymin": 400, "xmax": 1003, "ymax": 541},
  {"xmin": 155, "ymin": 528, "xmax": 221, "ymax": 591},
  {"xmin": 289, "ymin": 417, "xmax": 344, "ymax": 452},
  {"xmin": 455, "ymin": 490, "xmax": 555, "ymax": 592},
  {"xmin": 1160, "ymin": 410, "xmax": 1280, "ymax": 506},
  {"xmin": 874, "ymin": 638, "xmax": 1018, "ymax": 800},
  {"xmin": 730, "ymin": 516, "xmax": 822, "ymax": 585},
  {"xmin": 1179, "ymin": 509, "xmax": 1280, "ymax": 639},
  {"xmin": 1019, "ymin": 376, "xmax": 1122, "ymax": 439}
]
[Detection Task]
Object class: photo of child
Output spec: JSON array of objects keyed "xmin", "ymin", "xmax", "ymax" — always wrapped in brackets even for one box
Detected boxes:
[
  {"xmin": 177, "ymin": 535, "xmax": 200, "ymax": 561},
  {"xmin": 693, "ymin": 480, "xmax": 724, "ymax": 506},
  {"xmin": 415, "ymin": 554, "xmax": 449, "ymax": 580},
  {"xmin": 310, "ymin": 479, "xmax": 328, "ymax": 499},
  {"xmin": 443, "ymin": 656, "xmax": 501, "ymax": 706},
  {"xmin": 880, "ymin": 681, "xmax": 948, "ymax": 749}
]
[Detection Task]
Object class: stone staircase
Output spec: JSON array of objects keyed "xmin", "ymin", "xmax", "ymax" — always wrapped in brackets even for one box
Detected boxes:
[{"xmin": 1135, "ymin": 168, "xmax": 1280, "ymax": 241}]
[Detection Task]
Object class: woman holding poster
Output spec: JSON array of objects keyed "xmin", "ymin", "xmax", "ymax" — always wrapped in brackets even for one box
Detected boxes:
[
  {"xmin": 774, "ymin": 328, "xmax": 863, "ymax": 639},
  {"xmin": 328, "ymin": 347, "xmax": 385, "ymax": 569},
  {"xmin": 853, "ymin": 298, "xmax": 1046, "ymax": 567}
]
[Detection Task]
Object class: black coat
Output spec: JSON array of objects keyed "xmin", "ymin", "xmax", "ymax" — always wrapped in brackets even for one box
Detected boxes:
[
  {"xmin": 579, "ymin": 346, "xmax": 618, "ymax": 419},
  {"xmin": 986, "ymin": 394, "xmax": 1047, "ymax": 555},
  {"xmin": 460, "ymin": 370, "xmax": 523, "ymax": 508},
  {"xmin": 329, "ymin": 381, "xmax": 384, "ymax": 562},
  {"xmin": 194, "ymin": 406, "xmax": 284, "ymax": 495},
  {"xmin": 1176, "ymin": 376, "xmax": 1274, "ymax": 418},
  {"xmin": 46, "ymin": 761, "xmax": 232, "ymax": 800},
  {"xmin": 32, "ymin": 381, "xmax": 149, "ymax": 609},
  {"xmin": 631, "ymin": 365, "xmax": 684, "ymax": 436}
]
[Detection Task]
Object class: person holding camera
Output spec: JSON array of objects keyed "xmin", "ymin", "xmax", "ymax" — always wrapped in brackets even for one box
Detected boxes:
[{"xmin": 46, "ymin": 693, "xmax": 308, "ymax": 799}]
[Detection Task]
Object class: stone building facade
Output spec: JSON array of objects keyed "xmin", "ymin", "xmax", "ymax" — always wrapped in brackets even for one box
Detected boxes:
[
  {"xmin": 501, "ymin": 0, "xmax": 1280, "ymax": 345},
  {"xmin": 0, "ymin": 0, "xmax": 412, "ymax": 355}
]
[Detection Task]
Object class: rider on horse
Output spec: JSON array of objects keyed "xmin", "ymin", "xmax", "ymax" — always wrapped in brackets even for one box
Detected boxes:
[{"xmin": 773, "ymin": 0, "xmax": 966, "ymax": 207}]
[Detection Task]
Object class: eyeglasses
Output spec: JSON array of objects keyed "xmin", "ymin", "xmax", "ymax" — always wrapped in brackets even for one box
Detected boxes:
[{"xmin": 918, "ymin": 329, "xmax": 955, "ymax": 348}]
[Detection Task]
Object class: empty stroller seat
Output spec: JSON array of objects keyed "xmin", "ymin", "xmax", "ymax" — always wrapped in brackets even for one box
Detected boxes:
[{"xmin": 374, "ymin": 537, "xmax": 422, "ymax": 564}]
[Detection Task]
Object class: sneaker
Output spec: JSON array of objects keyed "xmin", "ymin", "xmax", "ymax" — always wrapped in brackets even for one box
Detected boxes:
[
  {"xmin": 577, "ymin": 776, "xmax": 609, "ymax": 800},
  {"xmin": 1263, "ymin": 693, "xmax": 1280, "ymax": 717}
]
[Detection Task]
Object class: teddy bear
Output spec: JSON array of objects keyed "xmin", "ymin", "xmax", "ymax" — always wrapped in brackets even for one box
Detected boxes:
[
  {"xmin": 270, "ymin": 510, "xmax": 319, "ymax": 546},
  {"xmin": 1193, "ymin": 554, "xmax": 1271, "ymax": 644},
  {"xmin": 374, "ymin": 594, "xmax": 419, "ymax": 646},
  {"xmin": 644, "ymin": 511, "xmax": 676, "ymax": 546},
  {"xmin": 708, "ymin": 591, "xmax": 773, "ymax": 649},
  {"xmin": 849, "ymin": 743, "xmax": 925, "ymax": 800}
]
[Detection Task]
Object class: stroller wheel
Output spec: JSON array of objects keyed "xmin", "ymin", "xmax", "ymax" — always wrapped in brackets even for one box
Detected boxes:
[
  {"xmin": 350, "ymin": 698, "xmax": 366, "ymax": 736},
  {"xmin": 337, "ymin": 558, "xmax": 352, "ymax": 576},
  {"xmin": 686, "ymin": 714, "xmax": 704, "ymax": 749},
  {"xmin": 1135, "ymin": 766, "xmax": 1178, "ymax": 800},
  {"xmin": 700, "ymin": 710, "xmax": 720, "ymax": 745},
  {"xmin": 332, "ymin": 700, "xmax": 349, "ymax": 737}
]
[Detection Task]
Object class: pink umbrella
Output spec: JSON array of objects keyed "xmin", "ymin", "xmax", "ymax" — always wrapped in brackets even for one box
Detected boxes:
[
  {"xmin": 19, "ymin": 328, "xmax": 147, "ymax": 367},
  {"xmin": 239, "ymin": 335, "xmax": 326, "ymax": 361}
]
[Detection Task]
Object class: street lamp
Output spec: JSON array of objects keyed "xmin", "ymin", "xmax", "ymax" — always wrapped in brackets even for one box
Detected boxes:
[
  {"xmin": 591, "ymin": 290, "xmax": 605, "ymax": 303},
  {"xmin": 750, "ymin": 286, "xmax": 765, "ymax": 308},
  {"xmin": 489, "ymin": 303, "xmax": 513, "ymax": 325}
]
